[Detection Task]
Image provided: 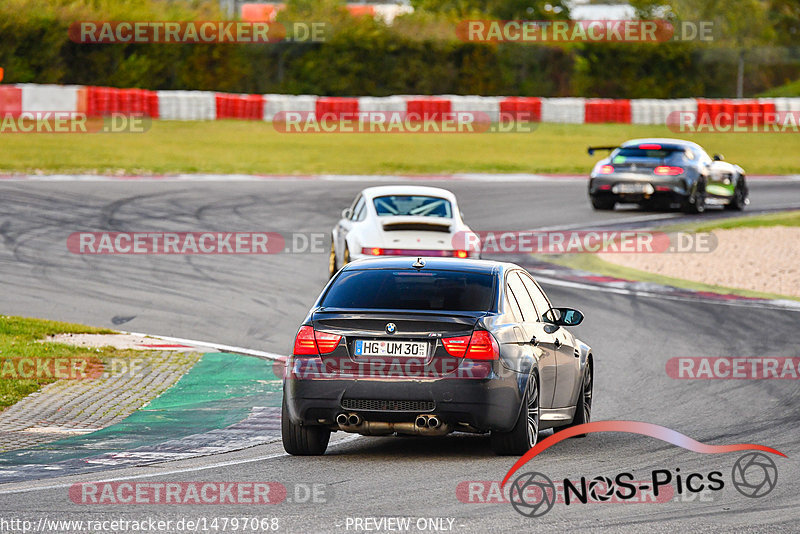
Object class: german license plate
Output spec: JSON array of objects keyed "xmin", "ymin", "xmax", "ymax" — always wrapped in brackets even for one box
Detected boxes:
[
  {"xmin": 354, "ymin": 340, "xmax": 427, "ymax": 358},
  {"xmin": 613, "ymin": 183, "xmax": 654, "ymax": 194}
]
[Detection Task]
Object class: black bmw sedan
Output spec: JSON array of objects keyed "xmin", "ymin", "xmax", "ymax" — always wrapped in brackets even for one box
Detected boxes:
[{"xmin": 282, "ymin": 256, "xmax": 593, "ymax": 456}]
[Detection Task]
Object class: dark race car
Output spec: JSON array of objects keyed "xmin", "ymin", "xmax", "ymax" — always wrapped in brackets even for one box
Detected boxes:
[
  {"xmin": 282, "ymin": 256, "xmax": 593, "ymax": 456},
  {"xmin": 587, "ymin": 138, "xmax": 748, "ymax": 213}
]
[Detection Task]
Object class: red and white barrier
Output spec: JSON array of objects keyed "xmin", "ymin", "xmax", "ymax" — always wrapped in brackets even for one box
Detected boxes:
[
  {"xmin": 315, "ymin": 97, "xmax": 359, "ymax": 119},
  {"xmin": 0, "ymin": 86, "xmax": 22, "ymax": 116},
  {"xmin": 215, "ymin": 93, "xmax": 264, "ymax": 120},
  {"xmin": 358, "ymin": 96, "xmax": 407, "ymax": 114},
  {"xmin": 631, "ymin": 98, "xmax": 696, "ymax": 125},
  {"xmin": 79, "ymin": 86, "xmax": 159, "ymax": 117},
  {"xmin": 541, "ymin": 97, "xmax": 585, "ymax": 123},
  {"xmin": 585, "ymin": 98, "xmax": 630, "ymax": 123},
  {"xmin": 0, "ymin": 83, "xmax": 795, "ymax": 127},
  {"xmin": 157, "ymin": 90, "xmax": 215, "ymax": 120},
  {"xmin": 21, "ymin": 84, "xmax": 81, "ymax": 112},
  {"xmin": 263, "ymin": 94, "xmax": 316, "ymax": 121},
  {"xmin": 769, "ymin": 97, "xmax": 800, "ymax": 113},
  {"xmin": 448, "ymin": 96, "xmax": 501, "ymax": 123}
]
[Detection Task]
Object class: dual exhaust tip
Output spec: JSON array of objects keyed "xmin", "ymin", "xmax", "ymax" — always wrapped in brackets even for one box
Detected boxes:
[
  {"xmin": 336, "ymin": 412, "xmax": 441, "ymax": 429},
  {"xmin": 336, "ymin": 413, "xmax": 362, "ymax": 426},
  {"xmin": 415, "ymin": 415, "xmax": 441, "ymax": 429}
]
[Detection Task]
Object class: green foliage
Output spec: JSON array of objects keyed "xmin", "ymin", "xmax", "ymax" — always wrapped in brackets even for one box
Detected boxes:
[
  {"xmin": 0, "ymin": 0, "xmax": 246, "ymax": 90},
  {"xmin": 0, "ymin": 0, "xmax": 797, "ymax": 97},
  {"xmin": 758, "ymin": 77, "xmax": 800, "ymax": 96}
]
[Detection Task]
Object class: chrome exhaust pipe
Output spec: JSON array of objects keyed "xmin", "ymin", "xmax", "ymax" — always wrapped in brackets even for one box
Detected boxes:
[
  {"xmin": 336, "ymin": 413, "xmax": 349, "ymax": 426},
  {"xmin": 415, "ymin": 416, "xmax": 428, "ymax": 428},
  {"xmin": 428, "ymin": 416, "xmax": 440, "ymax": 429},
  {"xmin": 348, "ymin": 413, "xmax": 362, "ymax": 426}
]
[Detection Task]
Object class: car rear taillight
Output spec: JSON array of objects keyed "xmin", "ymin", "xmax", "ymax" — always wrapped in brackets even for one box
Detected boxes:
[
  {"xmin": 293, "ymin": 326, "xmax": 342, "ymax": 355},
  {"xmin": 599, "ymin": 165, "xmax": 614, "ymax": 174},
  {"xmin": 454, "ymin": 250, "xmax": 469, "ymax": 258},
  {"xmin": 442, "ymin": 331, "xmax": 499, "ymax": 360},
  {"xmin": 638, "ymin": 143, "xmax": 661, "ymax": 150},
  {"xmin": 598, "ymin": 184, "xmax": 612, "ymax": 190},
  {"xmin": 655, "ymin": 185, "xmax": 671, "ymax": 192},
  {"xmin": 293, "ymin": 326, "xmax": 318, "ymax": 355},
  {"xmin": 315, "ymin": 331, "xmax": 342, "ymax": 353},
  {"xmin": 442, "ymin": 335, "xmax": 470, "ymax": 357},
  {"xmin": 362, "ymin": 247, "xmax": 383, "ymax": 256},
  {"xmin": 654, "ymin": 166, "xmax": 684, "ymax": 176}
]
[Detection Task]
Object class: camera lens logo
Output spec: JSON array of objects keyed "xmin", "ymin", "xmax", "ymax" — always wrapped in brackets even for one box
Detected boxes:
[
  {"xmin": 731, "ymin": 452, "xmax": 778, "ymax": 498},
  {"xmin": 509, "ymin": 472, "xmax": 556, "ymax": 518},
  {"xmin": 587, "ymin": 476, "xmax": 614, "ymax": 502}
]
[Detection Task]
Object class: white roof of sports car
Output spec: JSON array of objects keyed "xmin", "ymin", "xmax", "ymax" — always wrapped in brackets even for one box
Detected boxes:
[{"xmin": 359, "ymin": 185, "xmax": 459, "ymax": 204}]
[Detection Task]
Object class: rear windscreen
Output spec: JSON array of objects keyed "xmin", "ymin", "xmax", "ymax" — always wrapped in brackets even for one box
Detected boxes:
[
  {"xmin": 322, "ymin": 269, "xmax": 495, "ymax": 311},
  {"xmin": 373, "ymin": 196, "xmax": 452, "ymax": 218},
  {"xmin": 613, "ymin": 147, "xmax": 680, "ymax": 159}
]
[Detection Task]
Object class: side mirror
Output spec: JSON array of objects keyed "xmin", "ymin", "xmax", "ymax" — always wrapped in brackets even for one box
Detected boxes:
[
  {"xmin": 542, "ymin": 307, "xmax": 584, "ymax": 327},
  {"xmin": 341, "ymin": 208, "xmax": 352, "ymax": 219},
  {"xmin": 713, "ymin": 154, "xmax": 724, "ymax": 161}
]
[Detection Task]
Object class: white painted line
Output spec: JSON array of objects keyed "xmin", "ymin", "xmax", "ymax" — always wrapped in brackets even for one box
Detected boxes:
[
  {"xmin": 533, "ymin": 213, "xmax": 681, "ymax": 232},
  {"xmin": 123, "ymin": 331, "xmax": 285, "ymax": 361},
  {"xmin": 534, "ymin": 275, "xmax": 800, "ymax": 311},
  {"xmin": 0, "ymin": 434, "xmax": 363, "ymax": 496}
]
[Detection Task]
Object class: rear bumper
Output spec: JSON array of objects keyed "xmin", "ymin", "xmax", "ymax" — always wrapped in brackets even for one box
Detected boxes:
[
  {"xmin": 283, "ymin": 358, "xmax": 524, "ymax": 433},
  {"xmin": 589, "ymin": 175, "xmax": 689, "ymax": 203}
]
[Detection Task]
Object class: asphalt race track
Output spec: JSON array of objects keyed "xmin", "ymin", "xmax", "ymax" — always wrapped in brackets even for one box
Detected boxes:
[{"xmin": 1, "ymin": 177, "xmax": 799, "ymax": 532}]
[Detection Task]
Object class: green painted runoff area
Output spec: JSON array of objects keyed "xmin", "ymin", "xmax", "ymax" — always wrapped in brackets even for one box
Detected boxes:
[{"xmin": 0, "ymin": 353, "xmax": 282, "ymax": 467}]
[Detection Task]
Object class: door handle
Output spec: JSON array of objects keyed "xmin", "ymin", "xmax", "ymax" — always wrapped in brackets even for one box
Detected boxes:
[
  {"xmin": 554, "ymin": 338, "xmax": 562, "ymax": 349},
  {"xmin": 530, "ymin": 336, "xmax": 539, "ymax": 346}
]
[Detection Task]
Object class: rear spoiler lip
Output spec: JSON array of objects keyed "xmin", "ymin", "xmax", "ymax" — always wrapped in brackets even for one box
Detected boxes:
[
  {"xmin": 587, "ymin": 146, "xmax": 619, "ymax": 156},
  {"xmin": 313, "ymin": 308, "xmax": 490, "ymax": 319},
  {"xmin": 381, "ymin": 222, "xmax": 452, "ymax": 233}
]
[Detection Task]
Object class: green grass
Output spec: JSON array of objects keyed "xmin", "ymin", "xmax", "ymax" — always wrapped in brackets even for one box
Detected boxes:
[
  {"xmin": 689, "ymin": 210, "xmax": 800, "ymax": 232},
  {"xmin": 758, "ymin": 78, "xmax": 800, "ymax": 97},
  {"xmin": 0, "ymin": 316, "xmax": 128, "ymax": 409},
  {"xmin": 1, "ymin": 121, "xmax": 799, "ymax": 175}
]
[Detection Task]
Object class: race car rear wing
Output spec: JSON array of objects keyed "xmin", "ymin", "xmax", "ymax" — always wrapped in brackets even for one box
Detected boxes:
[{"xmin": 587, "ymin": 146, "xmax": 619, "ymax": 156}]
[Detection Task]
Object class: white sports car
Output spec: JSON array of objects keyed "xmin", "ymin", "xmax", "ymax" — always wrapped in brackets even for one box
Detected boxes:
[{"xmin": 329, "ymin": 186, "xmax": 479, "ymax": 277}]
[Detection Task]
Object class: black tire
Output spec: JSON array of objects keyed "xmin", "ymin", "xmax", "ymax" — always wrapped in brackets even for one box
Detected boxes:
[
  {"xmin": 683, "ymin": 181, "xmax": 706, "ymax": 214},
  {"xmin": 328, "ymin": 237, "xmax": 338, "ymax": 279},
  {"xmin": 725, "ymin": 179, "xmax": 747, "ymax": 211},
  {"xmin": 491, "ymin": 373, "xmax": 540, "ymax": 455},
  {"xmin": 682, "ymin": 193, "xmax": 706, "ymax": 214},
  {"xmin": 281, "ymin": 393, "xmax": 330, "ymax": 455},
  {"xmin": 590, "ymin": 195, "xmax": 615, "ymax": 211},
  {"xmin": 555, "ymin": 364, "xmax": 592, "ymax": 438}
]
